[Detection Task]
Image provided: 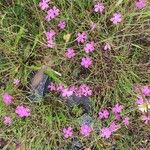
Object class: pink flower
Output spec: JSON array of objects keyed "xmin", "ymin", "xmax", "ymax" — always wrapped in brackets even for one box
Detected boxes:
[
  {"xmin": 90, "ymin": 22, "xmax": 97, "ymax": 31},
  {"xmin": 15, "ymin": 105, "xmax": 31, "ymax": 118},
  {"xmin": 114, "ymin": 114, "xmax": 121, "ymax": 121},
  {"xmin": 76, "ymin": 32, "xmax": 87, "ymax": 43},
  {"xmin": 100, "ymin": 127, "xmax": 112, "ymax": 139},
  {"xmin": 139, "ymin": 147, "xmax": 146, "ymax": 150},
  {"xmin": 103, "ymin": 43, "xmax": 111, "ymax": 51},
  {"xmin": 112, "ymin": 104, "xmax": 123, "ymax": 114},
  {"xmin": 141, "ymin": 86, "xmax": 150, "ymax": 96},
  {"xmin": 58, "ymin": 20, "xmax": 66, "ymax": 30},
  {"xmin": 141, "ymin": 115, "xmax": 150, "ymax": 124},
  {"xmin": 80, "ymin": 124, "xmax": 92, "ymax": 137},
  {"xmin": 65, "ymin": 48, "xmax": 75, "ymax": 59},
  {"xmin": 47, "ymin": 39, "xmax": 55, "ymax": 48},
  {"xmin": 122, "ymin": 116, "xmax": 129, "ymax": 126},
  {"xmin": 109, "ymin": 121, "xmax": 120, "ymax": 132},
  {"xmin": 56, "ymin": 83, "xmax": 65, "ymax": 92},
  {"xmin": 13, "ymin": 79, "xmax": 20, "ymax": 86},
  {"xmin": 39, "ymin": 0, "xmax": 49, "ymax": 10},
  {"xmin": 48, "ymin": 83, "xmax": 56, "ymax": 91},
  {"xmin": 2, "ymin": 93, "xmax": 13, "ymax": 105},
  {"xmin": 63, "ymin": 126, "xmax": 73, "ymax": 138},
  {"xmin": 3, "ymin": 116, "xmax": 12, "ymax": 125},
  {"xmin": 98, "ymin": 109, "xmax": 109, "ymax": 119},
  {"xmin": 94, "ymin": 3, "xmax": 105, "ymax": 13},
  {"xmin": 136, "ymin": 95, "xmax": 144, "ymax": 105},
  {"xmin": 84, "ymin": 41, "xmax": 95, "ymax": 53},
  {"xmin": 61, "ymin": 88, "xmax": 73, "ymax": 97},
  {"xmin": 45, "ymin": 6, "xmax": 60, "ymax": 21},
  {"xmin": 81, "ymin": 57, "xmax": 93, "ymax": 68},
  {"xmin": 45, "ymin": 29, "xmax": 56, "ymax": 40},
  {"xmin": 110, "ymin": 13, "xmax": 122, "ymax": 24},
  {"xmin": 135, "ymin": 0, "xmax": 147, "ymax": 10},
  {"xmin": 79, "ymin": 84, "xmax": 92, "ymax": 96}
]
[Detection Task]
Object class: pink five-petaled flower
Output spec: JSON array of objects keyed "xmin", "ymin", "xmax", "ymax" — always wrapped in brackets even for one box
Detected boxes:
[
  {"xmin": 45, "ymin": 6, "xmax": 60, "ymax": 21},
  {"xmin": 136, "ymin": 95, "xmax": 144, "ymax": 105},
  {"xmin": 61, "ymin": 88, "xmax": 73, "ymax": 97},
  {"xmin": 112, "ymin": 104, "xmax": 123, "ymax": 114},
  {"xmin": 122, "ymin": 116, "xmax": 130, "ymax": 126},
  {"xmin": 141, "ymin": 115, "xmax": 150, "ymax": 124},
  {"xmin": 58, "ymin": 20, "xmax": 66, "ymax": 30},
  {"xmin": 100, "ymin": 127, "xmax": 112, "ymax": 139},
  {"xmin": 135, "ymin": 0, "xmax": 147, "ymax": 10},
  {"xmin": 139, "ymin": 147, "xmax": 146, "ymax": 150},
  {"xmin": 80, "ymin": 124, "xmax": 92, "ymax": 137},
  {"xmin": 15, "ymin": 105, "xmax": 31, "ymax": 118},
  {"xmin": 2, "ymin": 93, "xmax": 13, "ymax": 105},
  {"xmin": 63, "ymin": 126, "xmax": 73, "ymax": 138},
  {"xmin": 103, "ymin": 43, "xmax": 111, "ymax": 51},
  {"xmin": 84, "ymin": 41, "xmax": 95, "ymax": 53},
  {"xmin": 141, "ymin": 86, "xmax": 150, "ymax": 96},
  {"xmin": 65, "ymin": 48, "xmax": 75, "ymax": 59},
  {"xmin": 76, "ymin": 32, "xmax": 87, "ymax": 43},
  {"xmin": 13, "ymin": 79, "xmax": 20, "ymax": 86},
  {"xmin": 3, "ymin": 116, "xmax": 12, "ymax": 125},
  {"xmin": 98, "ymin": 109, "xmax": 109, "ymax": 119},
  {"xmin": 94, "ymin": 2, "xmax": 105, "ymax": 14},
  {"xmin": 48, "ymin": 83, "xmax": 56, "ymax": 91},
  {"xmin": 45, "ymin": 29, "xmax": 56, "ymax": 40},
  {"xmin": 109, "ymin": 121, "xmax": 120, "ymax": 132},
  {"xmin": 81, "ymin": 57, "xmax": 92, "ymax": 68},
  {"xmin": 110, "ymin": 13, "xmax": 122, "ymax": 24},
  {"xmin": 79, "ymin": 84, "xmax": 92, "ymax": 97},
  {"xmin": 39, "ymin": 0, "xmax": 49, "ymax": 10}
]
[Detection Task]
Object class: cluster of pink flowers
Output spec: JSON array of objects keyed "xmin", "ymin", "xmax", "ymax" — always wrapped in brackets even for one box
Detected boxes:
[
  {"xmin": 45, "ymin": 29, "xmax": 56, "ymax": 48},
  {"xmin": 98, "ymin": 104, "xmax": 130, "ymax": 139},
  {"xmin": 48, "ymin": 83, "xmax": 92, "ymax": 97},
  {"xmin": 65, "ymin": 48, "xmax": 75, "ymax": 59},
  {"xmin": 63, "ymin": 124, "xmax": 92, "ymax": 138},
  {"xmin": 135, "ymin": 0, "xmax": 147, "ymax": 10},
  {"xmin": 84, "ymin": 41, "xmax": 95, "ymax": 53},
  {"xmin": 94, "ymin": 2, "xmax": 105, "ymax": 14}
]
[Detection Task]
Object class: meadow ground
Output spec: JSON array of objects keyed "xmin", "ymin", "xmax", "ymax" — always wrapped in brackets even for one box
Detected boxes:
[{"xmin": 0, "ymin": 0, "xmax": 150, "ymax": 150}]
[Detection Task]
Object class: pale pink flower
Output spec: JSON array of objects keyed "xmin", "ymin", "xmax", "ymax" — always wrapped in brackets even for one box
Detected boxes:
[
  {"xmin": 109, "ymin": 121, "xmax": 120, "ymax": 132},
  {"xmin": 112, "ymin": 104, "xmax": 123, "ymax": 114},
  {"xmin": 15, "ymin": 105, "xmax": 31, "ymax": 118},
  {"xmin": 141, "ymin": 86, "xmax": 150, "ymax": 96},
  {"xmin": 135, "ymin": 0, "xmax": 147, "ymax": 10},
  {"xmin": 39, "ymin": 0, "xmax": 49, "ymax": 10},
  {"xmin": 2, "ymin": 93, "xmax": 13, "ymax": 105},
  {"xmin": 100, "ymin": 127, "xmax": 112, "ymax": 139},
  {"xmin": 47, "ymin": 39, "xmax": 55, "ymax": 48},
  {"xmin": 61, "ymin": 88, "xmax": 73, "ymax": 97},
  {"xmin": 103, "ymin": 43, "xmax": 111, "ymax": 51},
  {"xmin": 84, "ymin": 41, "xmax": 95, "ymax": 53},
  {"xmin": 45, "ymin": 29, "xmax": 56, "ymax": 40},
  {"xmin": 48, "ymin": 83, "xmax": 56, "ymax": 91},
  {"xmin": 45, "ymin": 6, "xmax": 60, "ymax": 21},
  {"xmin": 13, "ymin": 79, "xmax": 20, "ymax": 86},
  {"xmin": 58, "ymin": 20, "xmax": 66, "ymax": 30},
  {"xmin": 141, "ymin": 115, "xmax": 150, "ymax": 124},
  {"xmin": 139, "ymin": 147, "xmax": 146, "ymax": 150},
  {"xmin": 80, "ymin": 124, "xmax": 92, "ymax": 137},
  {"xmin": 110, "ymin": 13, "xmax": 122, "ymax": 24},
  {"xmin": 76, "ymin": 32, "xmax": 87, "ymax": 43},
  {"xmin": 122, "ymin": 116, "xmax": 130, "ymax": 126},
  {"xmin": 94, "ymin": 2, "xmax": 105, "ymax": 13},
  {"xmin": 81, "ymin": 57, "xmax": 93, "ymax": 68},
  {"xmin": 90, "ymin": 22, "xmax": 97, "ymax": 31},
  {"xmin": 65, "ymin": 48, "xmax": 75, "ymax": 59},
  {"xmin": 63, "ymin": 126, "xmax": 73, "ymax": 138},
  {"xmin": 98, "ymin": 109, "xmax": 109, "ymax": 119},
  {"xmin": 79, "ymin": 84, "xmax": 92, "ymax": 96},
  {"xmin": 3, "ymin": 116, "xmax": 12, "ymax": 125}
]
